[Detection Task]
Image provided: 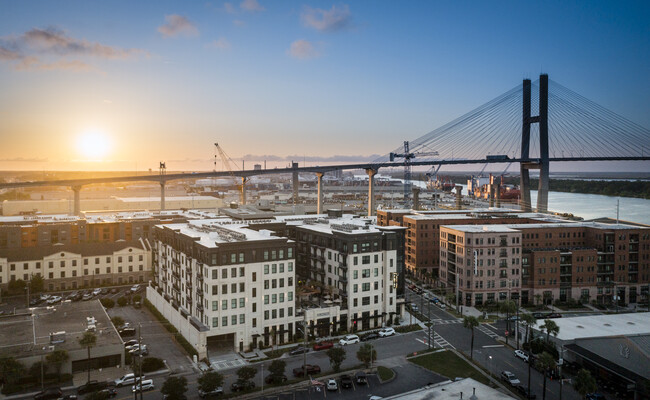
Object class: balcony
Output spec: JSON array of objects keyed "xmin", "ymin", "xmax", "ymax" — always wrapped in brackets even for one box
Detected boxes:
[
  {"xmin": 499, "ymin": 250, "xmax": 508, "ymax": 258},
  {"xmin": 499, "ymin": 261, "xmax": 508, "ymax": 268},
  {"xmin": 500, "ymin": 239, "xmax": 508, "ymax": 247}
]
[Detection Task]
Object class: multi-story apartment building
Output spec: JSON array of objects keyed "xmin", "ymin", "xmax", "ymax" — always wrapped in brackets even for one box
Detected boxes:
[
  {"xmin": 439, "ymin": 225, "xmax": 522, "ymax": 306},
  {"xmin": 149, "ymin": 219, "xmax": 297, "ymax": 355},
  {"xmin": 439, "ymin": 221, "xmax": 650, "ymax": 307},
  {"xmin": 0, "ymin": 211, "xmax": 195, "ymax": 290},
  {"xmin": 293, "ymin": 217, "xmax": 398, "ymax": 333}
]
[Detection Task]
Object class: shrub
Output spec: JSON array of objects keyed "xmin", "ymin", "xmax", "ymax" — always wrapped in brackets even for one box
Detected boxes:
[
  {"xmin": 117, "ymin": 297, "xmax": 128, "ymax": 307},
  {"xmin": 100, "ymin": 298, "xmax": 115, "ymax": 309},
  {"xmin": 141, "ymin": 357, "xmax": 165, "ymax": 373}
]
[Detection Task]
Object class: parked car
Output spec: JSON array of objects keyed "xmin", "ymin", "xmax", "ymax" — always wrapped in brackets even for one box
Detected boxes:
[
  {"xmin": 92, "ymin": 288, "xmax": 102, "ymax": 296},
  {"xmin": 57, "ymin": 395, "xmax": 77, "ymax": 400},
  {"xmin": 340, "ymin": 374, "xmax": 353, "ymax": 389},
  {"xmin": 119, "ymin": 328, "xmax": 136, "ymax": 337},
  {"xmin": 264, "ymin": 375, "xmax": 287, "ymax": 385},
  {"xmin": 293, "ymin": 364, "xmax": 321, "ymax": 377},
  {"xmin": 115, "ymin": 373, "xmax": 144, "ymax": 387},
  {"xmin": 197, "ymin": 387, "xmax": 223, "ymax": 398},
  {"xmin": 47, "ymin": 296, "xmax": 62, "ymax": 305},
  {"xmin": 438, "ymin": 303, "xmax": 447, "ymax": 309},
  {"xmin": 230, "ymin": 380, "xmax": 255, "ymax": 392},
  {"xmin": 97, "ymin": 388, "xmax": 117, "ymax": 398},
  {"xmin": 66, "ymin": 292, "xmax": 78, "ymax": 301},
  {"xmin": 508, "ymin": 315, "xmax": 520, "ymax": 321},
  {"xmin": 77, "ymin": 380, "xmax": 109, "ymax": 394},
  {"xmin": 100, "ymin": 288, "xmax": 109, "ymax": 295},
  {"xmin": 500, "ymin": 371, "xmax": 521, "ymax": 386},
  {"xmin": 82, "ymin": 293, "xmax": 93, "ymax": 301},
  {"xmin": 516, "ymin": 385, "xmax": 537, "ymax": 399},
  {"xmin": 30, "ymin": 298, "xmax": 43, "ymax": 306},
  {"xmin": 361, "ymin": 332, "xmax": 379, "ymax": 341},
  {"xmin": 289, "ymin": 346, "xmax": 309, "ymax": 356},
  {"xmin": 128, "ymin": 345, "xmax": 149, "ymax": 356},
  {"xmin": 409, "ymin": 303, "xmax": 419, "ymax": 312},
  {"xmin": 585, "ymin": 394, "xmax": 605, "ymax": 400},
  {"xmin": 326, "ymin": 379, "xmax": 338, "ymax": 391},
  {"xmin": 34, "ymin": 387, "xmax": 62, "ymax": 400},
  {"xmin": 313, "ymin": 341, "xmax": 334, "ymax": 351},
  {"xmin": 378, "ymin": 327, "xmax": 396, "ymax": 337},
  {"xmin": 110, "ymin": 288, "xmax": 119, "ymax": 294},
  {"xmin": 355, "ymin": 371, "xmax": 368, "ymax": 385},
  {"xmin": 123, "ymin": 340, "xmax": 138, "ymax": 348},
  {"xmin": 130, "ymin": 284, "xmax": 141, "ymax": 293},
  {"xmin": 131, "ymin": 380, "xmax": 154, "ymax": 393},
  {"xmin": 339, "ymin": 334, "xmax": 360, "ymax": 345},
  {"xmin": 532, "ymin": 312, "xmax": 546, "ymax": 319},
  {"xmin": 514, "ymin": 349, "xmax": 530, "ymax": 362},
  {"xmin": 547, "ymin": 313, "xmax": 562, "ymax": 319}
]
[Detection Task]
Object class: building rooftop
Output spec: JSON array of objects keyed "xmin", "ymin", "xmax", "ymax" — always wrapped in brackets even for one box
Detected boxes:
[
  {"xmin": 442, "ymin": 224, "xmax": 521, "ymax": 233},
  {"xmin": 0, "ymin": 300, "xmax": 122, "ymax": 359},
  {"xmin": 533, "ymin": 312, "xmax": 650, "ymax": 341},
  {"xmin": 159, "ymin": 219, "xmax": 289, "ymax": 247},
  {"xmin": 296, "ymin": 216, "xmax": 383, "ymax": 235},
  {"xmin": 383, "ymin": 377, "xmax": 514, "ymax": 399}
]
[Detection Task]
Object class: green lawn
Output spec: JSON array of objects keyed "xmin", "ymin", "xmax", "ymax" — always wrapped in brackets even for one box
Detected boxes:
[
  {"xmin": 409, "ymin": 350, "xmax": 491, "ymax": 386},
  {"xmin": 377, "ymin": 366, "xmax": 395, "ymax": 381}
]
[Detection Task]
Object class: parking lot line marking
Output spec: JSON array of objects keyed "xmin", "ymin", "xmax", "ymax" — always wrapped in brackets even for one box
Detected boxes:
[{"xmin": 482, "ymin": 345, "xmax": 504, "ymax": 348}]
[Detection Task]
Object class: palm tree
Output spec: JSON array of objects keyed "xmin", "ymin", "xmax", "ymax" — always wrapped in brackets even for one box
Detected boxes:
[
  {"xmin": 499, "ymin": 300, "xmax": 517, "ymax": 345},
  {"xmin": 573, "ymin": 369, "xmax": 597, "ymax": 398},
  {"xmin": 78, "ymin": 332, "xmax": 97, "ymax": 383},
  {"xmin": 540, "ymin": 319, "xmax": 559, "ymax": 343},
  {"xmin": 521, "ymin": 313, "xmax": 537, "ymax": 344},
  {"xmin": 537, "ymin": 351, "xmax": 557, "ymax": 400},
  {"xmin": 463, "ymin": 316, "xmax": 479, "ymax": 360}
]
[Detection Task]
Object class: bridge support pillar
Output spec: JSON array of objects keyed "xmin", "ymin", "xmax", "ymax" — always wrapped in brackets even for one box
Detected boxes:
[
  {"xmin": 412, "ymin": 187, "xmax": 420, "ymax": 210},
  {"xmin": 160, "ymin": 181, "xmax": 166, "ymax": 210},
  {"xmin": 455, "ymin": 186, "xmax": 462, "ymax": 210},
  {"xmin": 316, "ymin": 172, "xmax": 324, "ymax": 214},
  {"xmin": 71, "ymin": 185, "xmax": 82, "ymax": 216},
  {"xmin": 366, "ymin": 168, "xmax": 377, "ymax": 217},
  {"xmin": 240, "ymin": 177, "xmax": 247, "ymax": 205},
  {"xmin": 292, "ymin": 162, "xmax": 299, "ymax": 205},
  {"xmin": 495, "ymin": 176, "xmax": 501, "ymax": 208}
]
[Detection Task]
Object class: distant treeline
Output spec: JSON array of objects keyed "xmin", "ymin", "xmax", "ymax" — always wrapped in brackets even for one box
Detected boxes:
[{"xmin": 500, "ymin": 177, "xmax": 650, "ymax": 199}]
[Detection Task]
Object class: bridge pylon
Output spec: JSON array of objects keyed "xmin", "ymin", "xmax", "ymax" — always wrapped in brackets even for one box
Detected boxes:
[{"xmin": 520, "ymin": 74, "xmax": 549, "ymax": 212}]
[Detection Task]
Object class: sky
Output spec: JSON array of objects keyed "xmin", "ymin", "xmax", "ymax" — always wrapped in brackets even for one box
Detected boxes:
[{"xmin": 0, "ymin": 0, "xmax": 648, "ymax": 172}]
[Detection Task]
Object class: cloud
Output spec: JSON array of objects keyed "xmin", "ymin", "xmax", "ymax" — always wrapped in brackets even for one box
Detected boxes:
[
  {"xmin": 224, "ymin": 2, "xmax": 236, "ymax": 13},
  {"xmin": 207, "ymin": 37, "xmax": 230, "ymax": 50},
  {"xmin": 301, "ymin": 4, "xmax": 351, "ymax": 32},
  {"xmin": 240, "ymin": 0, "xmax": 264, "ymax": 12},
  {"xmin": 0, "ymin": 27, "xmax": 146, "ymax": 72},
  {"xmin": 287, "ymin": 39, "xmax": 320, "ymax": 59},
  {"xmin": 157, "ymin": 15, "xmax": 199, "ymax": 38},
  {"xmin": 233, "ymin": 20, "xmax": 246, "ymax": 27},
  {"xmin": 0, "ymin": 157, "xmax": 48, "ymax": 162}
]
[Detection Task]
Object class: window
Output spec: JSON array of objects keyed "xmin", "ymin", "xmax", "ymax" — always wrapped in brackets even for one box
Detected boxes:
[
  {"xmin": 231, "ymin": 299, "xmax": 237, "ymax": 309},
  {"xmin": 288, "ymin": 291, "xmax": 293, "ymax": 301},
  {"xmin": 264, "ymin": 265, "xmax": 269, "ymax": 274},
  {"xmin": 239, "ymin": 267, "xmax": 245, "ymax": 277},
  {"xmin": 239, "ymin": 282, "xmax": 245, "ymax": 292},
  {"xmin": 265, "ymin": 280, "xmax": 270, "ymax": 289},
  {"xmin": 239, "ymin": 314, "xmax": 245, "ymax": 324},
  {"xmin": 272, "ymin": 264, "xmax": 277, "ymax": 273},
  {"xmin": 272, "ymin": 309, "xmax": 277, "ymax": 319},
  {"xmin": 362, "ymin": 255, "xmax": 370, "ymax": 264},
  {"xmin": 222, "ymin": 316, "xmax": 228, "ymax": 327},
  {"xmin": 212, "ymin": 301, "xmax": 218, "ymax": 311},
  {"xmin": 279, "ymin": 263, "xmax": 284, "ymax": 273},
  {"xmin": 264, "ymin": 310, "xmax": 269, "ymax": 320},
  {"xmin": 288, "ymin": 307, "xmax": 293, "ymax": 316},
  {"xmin": 231, "ymin": 283, "xmax": 237, "ymax": 293},
  {"xmin": 222, "ymin": 300, "xmax": 228, "ymax": 310},
  {"xmin": 231, "ymin": 254, "xmax": 236, "ymax": 263},
  {"xmin": 272, "ymin": 279, "xmax": 277, "ymax": 289},
  {"xmin": 362, "ymin": 283, "xmax": 370, "ymax": 291},
  {"xmin": 279, "ymin": 293, "xmax": 284, "ymax": 302},
  {"xmin": 362, "ymin": 269, "xmax": 370, "ymax": 278},
  {"xmin": 222, "ymin": 268, "xmax": 227, "ymax": 279},
  {"xmin": 252, "ymin": 303, "xmax": 257, "ymax": 312},
  {"xmin": 374, "ymin": 268, "xmax": 379, "ymax": 277},
  {"xmin": 264, "ymin": 295, "xmax": 269, "ymax": 304},
  {"xmin": 239, "ymin": 298, "xmax": 245, "ymax": 308},
  {"xmin": 232, "ymin": 315, "xmax": 237, "ymax": 325},
  {"xmin": 212, "ymin": 317, "xmax": 218, "ymax": 328},
  {"xmin": 252, "ymin": 288, "xmax": 257, "ymax": 297},
  {"xmin": 353, "ymin": 284, "xmax": 358, "ymax": 293},
  {"xmin": 288, "ymin": 262, "xmax": 293, "ymax": 272},
  {"xmin": 252, "ymin": 272, "xmax": 257, "ymax": 282},
  {"xmin": 239, "ymin": 253, "xmax": 244, "ymax": 263},
  {"xmin": 362, "ymin": 297, "xmax": 370, "ymax": 306},
  {"xmin": 272, "ymin": 294, "xmax": 277, "ymax": 303},
  {"xmin": 222, "ymin": 284, "xmax": 228, "ymax": 294}
]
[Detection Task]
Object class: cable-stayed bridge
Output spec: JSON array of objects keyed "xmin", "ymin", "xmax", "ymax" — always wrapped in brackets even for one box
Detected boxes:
[{"xmin": 1, "ymin": 75, "xmax": 648, "ymax": 215}]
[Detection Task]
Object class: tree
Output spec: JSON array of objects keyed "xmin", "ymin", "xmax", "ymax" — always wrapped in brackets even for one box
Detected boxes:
[
  {"xmin": 521, "ymin": 313, "xmax": 537, "ymax": 344},
  {"xmin": 541, "ymin": 319, "xmax": 559, "ymax": 343},
  {"xmin": 499, "ymin": 300, "xmax": 517, "ymax": 345},
  {"xmin": 161, "ymin": 376, "xmax": 188, "ymax": 400},
  {"xmin": 356, "ymin": 343, "xmax": 377, "ymax": 369},
  {"xmin": 7, "ymin": 279, "xmax": 26, "ymax": 295},
  {"xmin": 29, "ymin": 274, "xmax": 44, "ymax": 294},
  {"xmin": 534, "ymin": 294, "xmax": 542, "ymax": 307},
  {"xmin": 463, "ymin": 316, "xmax": 479, "ymax": 360},
  {"xmin": 141, "ymin": 357, "xmax": 165, "ymax": 373},
  {"xmin": 573, "ymin": 369, "xmax": 597, "ymax": 398},
  {"xmin": 236, "ymin": 366, "xmax": 257, "ymax": 384},
  {"xmin": 100, "ymin": 298, "xmax": 114, "ymax": 309},
  {"xmin": 78, "ymin": 331, "xmax": 97, "ymax": 383},
  {"xmin": 326, "ymin": 347, "xmax": 347, "ymax": 372},
  {"xmin": 29, "ymin": 361, "xmax": 46, "ymax": 386},
  {"xmin": 46, "ymin": 350, "xmax": 69, "ymax": 379},
  {"xmin": 268, "ymin": 359, "xmax": 286, "ymax": 380},
  {"xmin": 197, "ymin": 371, "xmax": 224, "ymax": 392},
  {"xmin": 0, "ymin": 357, "xmax": 26, "ymax": 385},
  {"xmin": 110, "ymin": 316, "xmax": 125, "ymax": 328},
  {"xmin": 117, "ymin": 297, "xmax": 128, "ymax": 307},
  {"xmin": 537, "ymin": 351, "xmax": 557, "ymax": 400}
]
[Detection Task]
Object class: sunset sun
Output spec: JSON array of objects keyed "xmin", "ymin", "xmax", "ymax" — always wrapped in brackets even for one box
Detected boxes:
[{"xmin": 77, "ymin": 130, "xmax": 111, "ymax": 160}]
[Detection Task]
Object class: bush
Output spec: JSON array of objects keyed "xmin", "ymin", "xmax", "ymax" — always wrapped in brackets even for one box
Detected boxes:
[
  {"xmin": 117, "ymin": 297, "xmax": 128, "ymax": 307},
  {"xmin": 100, "ymin": 298, "xmax": 115, "ymax": 309},
  {"xmin": 394, "ymin": 324, "xmax": 422, "ymax": 333},
  {"xmin": 141, "ymin": 357, "xmax": 165, "ymax": 373}
]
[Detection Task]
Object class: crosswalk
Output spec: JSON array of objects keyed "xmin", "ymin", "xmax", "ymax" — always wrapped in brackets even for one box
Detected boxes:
[
  {"xmin": 417, "ymin": 329, "xmax": 456, "ymax": 349},
  {"xmin": 430, "ymin": 318, "xmax": 462, "ymax": 325},
  {"xmin": 210, "ymin": 357, "xmax": 248, "ymax": 371},
  {"xmin": 476, "ymin": 324, "xmax": 500, "ymax": 339}
]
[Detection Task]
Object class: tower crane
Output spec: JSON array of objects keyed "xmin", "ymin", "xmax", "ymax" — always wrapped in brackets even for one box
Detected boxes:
[
  {"xmin": 390, "ymin": 141, "xmax": 439, "ymax": 200},
  {"xmin": 214, "ymin": 143, "xmax": 248, "ymax": 203}
]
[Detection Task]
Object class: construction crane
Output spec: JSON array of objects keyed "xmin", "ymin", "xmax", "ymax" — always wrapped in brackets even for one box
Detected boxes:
[
  {"xmin": 214, "ymin": 143, "xmax": 248, "ymax": 203},
  {"xmin": 390, "ymin": 141, "xmax": 439, "ymax": 200}
]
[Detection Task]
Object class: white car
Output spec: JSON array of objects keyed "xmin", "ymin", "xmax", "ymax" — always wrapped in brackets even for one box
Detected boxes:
[
  {"xmin": 339, "ymin": 335, "xmax": 360, "ymax": 346},
  {"xmin": 131, "ymin": 284, "xmax": 140, "ymax": 293},
  {"xmin": 378, "ymin": 327, "xmax": 396, "ymax": 337},
  {"xmin": 500, "ymin": 371, "xmax": 521, "ymax": 386},
  {"xmin": 47, "ymin": 296, "xmax": 62, "ymax": 304},
  {"xmin": 132, "ymin": 379, "xmax": 154, "ymax": 392},
  {"xmin": 514, "ymin": 349, "xmax": 529, "ymax": 362},
  {"xmin": 92, "ymin": 288, "xmax": 101, "ymax": 296},
  {"xmin": 326, "ymin": 379, "xmax": 338, "ymax": 391},
  {"xmin": 115, "ymin": 373, "xmax": 144, "ymax": 387}
]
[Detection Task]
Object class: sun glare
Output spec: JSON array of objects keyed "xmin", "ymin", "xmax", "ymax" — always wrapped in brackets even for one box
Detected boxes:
[{"xmin": 77, "ymin": 130, "xmax": 110, "ymax": 160}]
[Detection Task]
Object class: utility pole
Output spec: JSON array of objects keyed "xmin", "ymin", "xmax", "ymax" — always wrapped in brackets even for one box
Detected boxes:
[{"xmin": 303, "ymin": 313, "xmax": 308, "ymax": 374}]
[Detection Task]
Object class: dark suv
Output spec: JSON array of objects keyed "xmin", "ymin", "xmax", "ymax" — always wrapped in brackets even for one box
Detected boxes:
[
  {"xmin": 34, "ymin": 388, "xmax": 62, "ymax": 400},
  {"xmin": 77, "ymin": 380, "xmax": 109, "ymax": 395}
]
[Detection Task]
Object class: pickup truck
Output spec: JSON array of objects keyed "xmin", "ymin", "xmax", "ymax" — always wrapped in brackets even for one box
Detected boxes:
[{"xmin": 292, "ymin": 364, "xmax": 321, "ymax": 377}]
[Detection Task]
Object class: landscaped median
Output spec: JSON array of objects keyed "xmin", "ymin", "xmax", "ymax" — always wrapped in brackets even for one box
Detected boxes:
[{"xmin": 408, "ymin": 349, "xmax": 491, "ymax": 386}]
